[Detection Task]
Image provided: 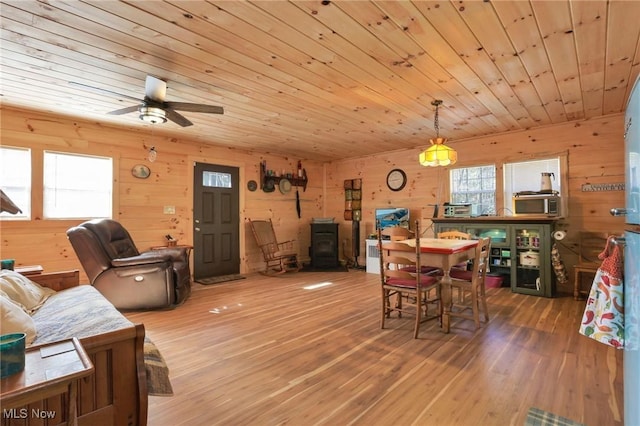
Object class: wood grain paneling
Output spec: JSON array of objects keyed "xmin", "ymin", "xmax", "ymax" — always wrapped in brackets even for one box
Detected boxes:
[
  {"xmin": 325, "ymin": 114, "xmax": 625, "ymax": 294},
  {"xmin": 0, "ymin": 105, "xmax": 626, "ymax": 294},
  {"xmin": 0, "ymin": 106, "xmax": 323, "ymax": 280},
  {"xmin": 0, "ymin": 1, "xmax": 638, "ymax": 161}
]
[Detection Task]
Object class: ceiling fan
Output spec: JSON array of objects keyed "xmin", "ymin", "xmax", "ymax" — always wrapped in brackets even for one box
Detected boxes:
[{"xmin": 72, "ymin": 75, "xmax": 224, "ymax": 127}]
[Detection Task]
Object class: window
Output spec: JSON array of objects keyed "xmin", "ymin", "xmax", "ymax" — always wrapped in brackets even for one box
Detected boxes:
[
  {"xmin": 202, "ymin": 171, "xmax": 232, "ymax": 188},
  {"xmin": 43, "ymin": 151, "xmax": 113, "ymax": 219},
  {"xmin": 0, "ymin": 146, "xmax": 31, "ymax": 220},
  {"xmin": 450, "ymin": 165, "xmax": 496, "ymax": 215},
  {"xmin": 504, "ymin": 158, "xmax": 561, "ymax": 212}
]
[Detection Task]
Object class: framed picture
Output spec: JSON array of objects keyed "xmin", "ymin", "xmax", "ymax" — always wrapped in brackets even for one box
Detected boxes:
[{"xmin": 131, "ymin": 164, "xmax": 151, "ymax": 179}]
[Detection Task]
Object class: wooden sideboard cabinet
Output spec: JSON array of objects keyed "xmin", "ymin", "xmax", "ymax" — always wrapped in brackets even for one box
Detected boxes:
[{"xmin": 433, "ymin": 217, "xmax": 556, "ymax": 297}]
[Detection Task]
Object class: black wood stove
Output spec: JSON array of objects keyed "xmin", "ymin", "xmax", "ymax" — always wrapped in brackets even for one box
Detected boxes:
[{"xmin": 309, "ymin": 223, "xmax": 339, "ymax": 268}]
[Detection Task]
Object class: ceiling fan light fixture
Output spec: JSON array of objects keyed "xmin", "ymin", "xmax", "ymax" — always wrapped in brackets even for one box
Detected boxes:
[
  {"xmin": 139, "ymin": 106, "xmax": 167, "ymax": 124},
  {"xmin": 419, "ymin": 100, "xmax": 457, "ymax": 167}
]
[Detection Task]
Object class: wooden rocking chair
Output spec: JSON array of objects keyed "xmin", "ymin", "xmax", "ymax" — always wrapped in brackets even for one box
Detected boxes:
[{"xmin": 249, "ymin": 219, "xmax": 301, "ymax": 275}]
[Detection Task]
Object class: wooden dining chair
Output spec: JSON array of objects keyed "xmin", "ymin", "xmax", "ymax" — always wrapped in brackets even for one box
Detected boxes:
[
  {"xmin": 381, "ymin": 224, "xmax": 413, "ymax": 241},
  {"xmin": 448, "ymin": 236, "xmax": 491, "ymax": 329},
  {"xmin": 573, "ymin": 231, "xmax": 609, "ymax": 300},
  {"xmin": 437, "ymin": 230, "xmax": 472, "ymax": 271},
  {"xmin": 434, "ymin": 230, "xmax": 471, "ymax": 297},
  {"xmin": 378, "ymin": 221, "xmax": 441, "ymax": 338},
  {"xmin": 378, "ymin": 223, "xmax": 439, "ymax": 275},
  {"xmin": 437, "ymin": 230, "xmax": 471, "ymax": 240}
]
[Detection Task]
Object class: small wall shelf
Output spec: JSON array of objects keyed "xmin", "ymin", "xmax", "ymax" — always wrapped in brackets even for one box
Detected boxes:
[{"xmin": 260, "ymin": 161, "xmax": 308, "ymax": 191}]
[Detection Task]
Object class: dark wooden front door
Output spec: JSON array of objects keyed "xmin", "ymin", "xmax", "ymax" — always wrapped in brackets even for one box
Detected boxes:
[{"xmin": 193, "ymin": 162, "xmax": 240, "ymax": 279}]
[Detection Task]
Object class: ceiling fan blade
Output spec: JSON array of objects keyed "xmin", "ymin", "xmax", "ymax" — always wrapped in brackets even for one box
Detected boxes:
[
  {"xmin": 164, "ymin": 108, "xmax": 193, "ymax": 127},
  {"xmin": 165, "ymin": 102, "xmax": 224, "ymax": 114},
  {"xmin": 68, "ymin": 81, "xmax": 141, "ymax": 103},
  {"xmin": 108, "ymin": 105, "xmax": 141, "ymax": 115},
  {"xmin": 145, "ymin": 75, "xmax": 167, "ymax": 102}
]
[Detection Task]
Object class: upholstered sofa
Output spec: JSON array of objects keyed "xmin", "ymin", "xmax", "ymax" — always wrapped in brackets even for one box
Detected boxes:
[{"xmin": 0, "ymin": 269, "xmax": 171, "ymax": 425}]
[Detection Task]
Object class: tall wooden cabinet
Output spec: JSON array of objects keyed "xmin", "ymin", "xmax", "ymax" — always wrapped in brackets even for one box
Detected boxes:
[{"xmin": 433, "ymin": 218, "xmax": 557, "ymax": 297}]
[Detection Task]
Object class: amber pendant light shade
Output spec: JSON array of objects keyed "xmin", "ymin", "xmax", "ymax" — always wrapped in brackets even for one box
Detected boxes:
[{"xmin": 419, "ymin": 100, "xmax": 457, "ymax": 167}]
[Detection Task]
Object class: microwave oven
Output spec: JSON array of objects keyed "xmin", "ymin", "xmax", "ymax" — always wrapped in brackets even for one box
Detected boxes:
[{"xmin": 512, "ymin": 195, "xmax": 561, "ymax": 216}]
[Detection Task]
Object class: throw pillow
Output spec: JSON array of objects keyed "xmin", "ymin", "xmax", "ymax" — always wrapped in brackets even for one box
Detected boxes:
[
  {"xmin": 0, "ymin": 270, "xmax": 55, "ymax": 314},
  {"xmin": 0, "ymin": 292, "xmax": 37, "ymax": 345}
]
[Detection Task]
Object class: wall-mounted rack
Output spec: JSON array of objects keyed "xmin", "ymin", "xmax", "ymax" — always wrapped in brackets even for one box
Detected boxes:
[{"xmin": 260, "ymin": 161, "xmax": 308, "ymax": 191}]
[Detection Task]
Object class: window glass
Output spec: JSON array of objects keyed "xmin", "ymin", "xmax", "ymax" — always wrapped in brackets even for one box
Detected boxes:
[
  {"xmin": 43, "ymin": 151, "xmax": 112, "ymax": 219},
  {"xmin": 0, "ymin": 146, "xmax": 31, "ymax": 220},
  {"xmin": 450, "ymin": 165, "xmax": 496, "ymax": 215},
  {"xmin": 203, "ymin": 171, "xmax": 232, "ymax": 188}
]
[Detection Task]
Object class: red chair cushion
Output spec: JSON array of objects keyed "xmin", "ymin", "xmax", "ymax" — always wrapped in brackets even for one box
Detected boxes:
[
  {"xmin": 449, "ymin": 270, "xmax": 504, "ymax": 288},
  {"xmin": 400, "ymin": 265, "xmax": 441, "ymax": 274},
  {"xmin": 386, "ymin": 275, "xmax": 439, "ymax": 289},
  {"xmin": 450, "ymin": 269, "xmax": 473, "ymax": 281}
]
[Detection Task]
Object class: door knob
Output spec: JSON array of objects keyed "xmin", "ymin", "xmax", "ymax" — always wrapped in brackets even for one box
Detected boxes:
[{"xmin": 610, "ymin": 208, "xmax": 628, "ymax": 216}]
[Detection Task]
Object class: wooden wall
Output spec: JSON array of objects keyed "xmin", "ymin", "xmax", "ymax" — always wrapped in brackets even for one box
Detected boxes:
[
  {"xmin": 324, "ymin": 114, "xmax": 627, "ymax": 294},
  {"xmin": 0, "ymin": 106, "xmax": 627, "ymax": 294},
  {"xmin": 0, "ymin": 106, "xmax": 325, "ymax": 280}
]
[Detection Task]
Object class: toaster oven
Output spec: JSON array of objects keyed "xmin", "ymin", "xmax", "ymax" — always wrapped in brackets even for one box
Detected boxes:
[{"xmin": 443, "ymin": 203, "xmax": 480, "ymax": 218}]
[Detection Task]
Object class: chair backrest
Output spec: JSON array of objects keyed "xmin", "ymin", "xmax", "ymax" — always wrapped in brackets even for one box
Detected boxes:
[
  {"xmin": 437, "ymin": 230, "xmax": 471, "ymax": 240},
  {"xmin": 82, "ymin": 219, "xmax": 140, "ymax": 259},
  {"xmin": 378, "ymin": 221, "xmax": 422, "ymax": 284},
  {"xmin": 470, "ymin": 237, "xmax": 491, "ymax": 285},
  {"xmin": 66, "ymin": 219, "xmax": 140, "ymax": 282},
  {"xmin": 381, "ymin": 225, "xmax": 413, "ymax": 241},
  {"xmin": 249, "ymin": 219, "xmax": 280, "ymax": 258},
  {"xmin": 578, "ymin": 231, "xmax": 609, "ymax": 265}
]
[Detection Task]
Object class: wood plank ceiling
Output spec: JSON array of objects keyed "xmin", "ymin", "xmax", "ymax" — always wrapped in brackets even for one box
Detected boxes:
[{"xmin": 2, "ymin": 1, "xmax": 639, "ymax": 161}]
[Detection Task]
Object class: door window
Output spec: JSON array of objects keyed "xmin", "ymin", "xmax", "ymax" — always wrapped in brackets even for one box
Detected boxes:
[{"xmin": 203, "ymin": 171, "xmax": 232, "ymax": 188}]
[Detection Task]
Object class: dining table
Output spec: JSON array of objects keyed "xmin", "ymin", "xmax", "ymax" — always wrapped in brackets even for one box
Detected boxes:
[{"xmin": 400, "ymin": 237, "xmax": 479, "ymax": 333}]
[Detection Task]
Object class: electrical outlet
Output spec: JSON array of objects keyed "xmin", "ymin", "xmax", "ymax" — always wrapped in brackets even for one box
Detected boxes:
[{"xmin": 163, "ymin": 205, "xmax": 176, "ymax": 214}]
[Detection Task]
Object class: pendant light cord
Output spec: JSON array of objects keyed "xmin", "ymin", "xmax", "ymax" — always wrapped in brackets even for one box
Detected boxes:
[{"xmin": 431, "ymin": 99, "xmax": 442, "ymax": 138}]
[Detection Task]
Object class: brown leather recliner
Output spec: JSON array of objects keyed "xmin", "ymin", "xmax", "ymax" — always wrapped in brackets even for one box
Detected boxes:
[{"xmin": 67, "ymin": 219, "xmax": 191, "ymax": 310}]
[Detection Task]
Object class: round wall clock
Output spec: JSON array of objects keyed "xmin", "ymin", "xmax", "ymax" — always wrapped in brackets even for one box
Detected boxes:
[{"xmin": 386, "ymin": 168, "xmax": 407, "ymax": 191}]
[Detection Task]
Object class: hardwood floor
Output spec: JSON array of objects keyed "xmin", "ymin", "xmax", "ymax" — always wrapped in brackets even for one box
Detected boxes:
[{"xmin": 125, "ymin": 271, "xmax": 623, "ymax": 426}]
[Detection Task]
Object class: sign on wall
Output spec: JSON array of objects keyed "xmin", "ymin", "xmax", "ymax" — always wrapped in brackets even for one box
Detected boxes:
[{"xmin": 581, "ymin": 183, "xmax": 625, "ymax": 192}]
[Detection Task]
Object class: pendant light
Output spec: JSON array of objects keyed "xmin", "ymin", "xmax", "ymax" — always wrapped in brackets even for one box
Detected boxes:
[{"xmin": 419, "ymin": 100, "xmax": 457, "ymax": 167}]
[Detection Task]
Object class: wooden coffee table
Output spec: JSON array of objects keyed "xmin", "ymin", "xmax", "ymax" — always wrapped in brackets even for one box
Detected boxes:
[{"xmin": 1, "ymin": 338, "xmax": 94, "ymax": 426}]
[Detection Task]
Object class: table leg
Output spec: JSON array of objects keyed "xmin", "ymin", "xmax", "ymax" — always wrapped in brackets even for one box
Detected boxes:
[
  {"xmin": 67, "ymin": 381, "xmax": 78, "ymax": 426},
  {"xmin": 441, "ymin": 270, "xmax": 452, "ymax": 333}
]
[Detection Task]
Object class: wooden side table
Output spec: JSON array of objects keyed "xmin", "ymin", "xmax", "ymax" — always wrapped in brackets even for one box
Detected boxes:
[
  {"xmin": 150, "ymin": 244, "xmax": 193, "ymax": 254},
  {"xmin": 1, "ymin": 338, "xmax": 94, "ymax": 426}
]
